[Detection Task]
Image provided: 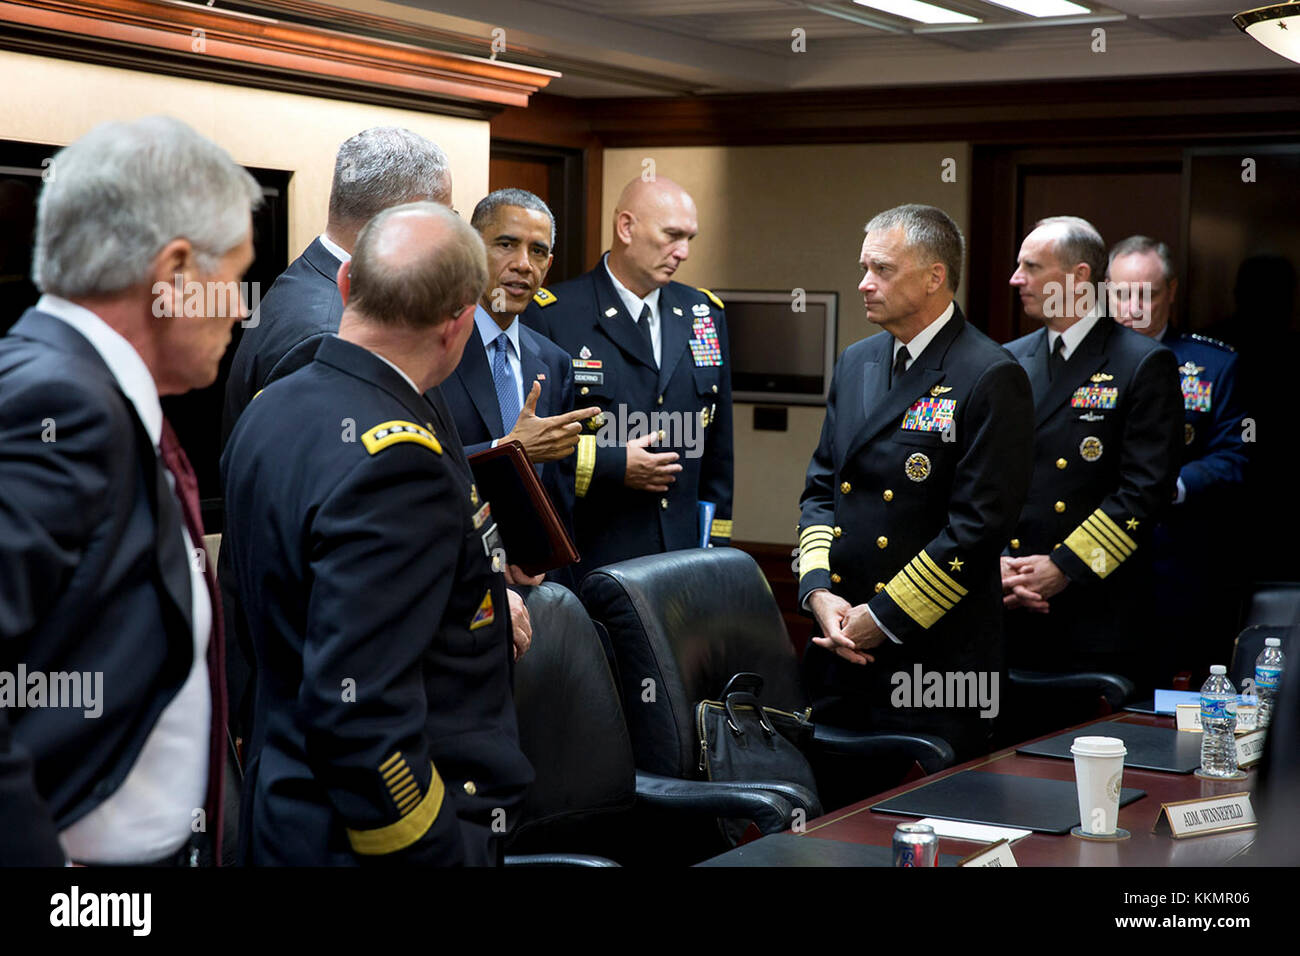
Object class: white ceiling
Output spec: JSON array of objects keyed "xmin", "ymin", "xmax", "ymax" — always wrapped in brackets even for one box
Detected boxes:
[{"xmin": 360, "ymin": 0, "xmax": 1288, "ymax": 95}]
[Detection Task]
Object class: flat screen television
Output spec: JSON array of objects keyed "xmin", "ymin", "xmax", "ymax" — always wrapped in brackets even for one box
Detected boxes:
[{"xmin": 715, "ymin": 290, "xmax": 837, "ymax": 405}]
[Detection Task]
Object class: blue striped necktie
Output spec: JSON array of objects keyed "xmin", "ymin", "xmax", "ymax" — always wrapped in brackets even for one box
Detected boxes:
[{"xmin": 492, "ymin": 332, "xmax": 520, "ymax": 432}]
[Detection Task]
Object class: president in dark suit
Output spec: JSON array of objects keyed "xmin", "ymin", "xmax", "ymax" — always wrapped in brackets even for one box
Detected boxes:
[
  {"xmin": 523, "ymin": 177, "xmax": 733, "ymax": 577},
  {"xmin": 1002, "ymin": 217, "xmax": 1182, "ymax": 690},
  {"xmin": 223, "ymin": 202, "xmax": 531, "ymax": 865},
  {"xmin": 798, "ymin": 205, "xmax": 1034, "ymax": 760},
  {"xmin": 440, "ymin": 189, "xmax": 600, "ymax": 565},
  {"xmin": 1108, "ymin": 236, "xmax": 1251, "ymax": 683},
  {"xmin": 0, "ymin": 116, "xmax": 260, "ymax": 865}
]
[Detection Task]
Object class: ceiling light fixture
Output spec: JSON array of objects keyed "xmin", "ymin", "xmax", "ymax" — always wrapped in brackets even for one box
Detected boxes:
[
  {"xmin": 1235, "ymin": 2, "xmax": 1300, "ymax": 64},
  {"xmin": 852, "ymin": 0, "xmax": 980, "ymax": 25},
  {"xmin": 982, "ymin": 0, "xmax": 1091, "ymax": 16}
]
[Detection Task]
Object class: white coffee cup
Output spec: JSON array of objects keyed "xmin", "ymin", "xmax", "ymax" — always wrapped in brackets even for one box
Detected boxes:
[{"xmin": 1070, "ymin": 735, "xmax": 1127, "ymax": 836}]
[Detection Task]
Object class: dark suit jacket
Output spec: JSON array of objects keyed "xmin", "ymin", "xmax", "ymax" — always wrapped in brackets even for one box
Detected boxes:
[
  {"xmin": 0, "ymin": 712, "xmax": 63, "ymax": 864},
  {"xmin": 222, "ymin": 237, "xmax": 345, "ymax": 443},
  {"xmin": 222, "ymin": 336, "xmax": 531, "ymax": 865},
  {"xmin": 0, "ymin": 309, "xmax": 195, "ymax": 832},
  {"xmin": 522, "ymin": 261, "xmax": 734, "ymax": 577},
  {"xmin": 1003, "ymin": 318, "xmax": 1182, "ymax": 680},
  {"xmin": 440, "ymin": 319, "xmax": 578, "ymax": 548},
  {"xmin": 797, "ymin": 307, "xmax": 1034, "ymax": 755}
]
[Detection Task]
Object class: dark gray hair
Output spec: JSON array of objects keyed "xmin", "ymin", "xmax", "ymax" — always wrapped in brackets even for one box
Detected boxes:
[
  {"xmin": 348, "ymin": 201, "xmax": 487, "ymax": 329},
  {"xmin": 33, "ymin": 116, "xmax": 261, "ymax": 298},
  {"xmin": 1108, "ymin": 235, "xmax": 1175, "ymax": 282},
  {"xmin": 328, "ymin": 127, "xmax": 451, "ymax": 229},
  {"xmin": 1036, "ymin": 215, "xmax": 1107, "ymax": 284},
  {"xmin": 865, "ymin": 204, "xmax": 965, "ymax": 292},
  {"xmin": 470, "ymin": 188, "xmax": 556, "ymax": 250}
]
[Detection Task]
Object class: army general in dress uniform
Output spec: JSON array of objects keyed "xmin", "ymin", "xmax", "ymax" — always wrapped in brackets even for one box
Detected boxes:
[
  {"xmin": 1108, "ymin": 236, "xmax": 1250, "ymax": 683},
  {"xmin": 1002, "ymin": 218, "xmax": 1183, "ymax": 691},
  {"xmin": 798, "ymin": 205, "xmax": 1034, "ymax": 760},
  {"xmin": 522, "ymin": 177, "xmax": 733, "ymax": 578},
  {"xmin": 222, "ymin": 203, "xmax": 532, "ymax": 865}
]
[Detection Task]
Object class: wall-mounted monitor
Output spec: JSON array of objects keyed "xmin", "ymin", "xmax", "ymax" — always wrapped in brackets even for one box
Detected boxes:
[{"xmin": 715, "ymin": 290, "xmax": 837, "ymax": 405}]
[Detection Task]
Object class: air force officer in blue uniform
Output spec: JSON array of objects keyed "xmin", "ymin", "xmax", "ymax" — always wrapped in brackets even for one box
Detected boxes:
[{"xmin": 1108, "ymin": 236, "xmax": 1250, "ymax": 681}]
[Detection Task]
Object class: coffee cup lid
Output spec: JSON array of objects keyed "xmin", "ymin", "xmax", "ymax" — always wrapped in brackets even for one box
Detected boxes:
[{"xmin": 1070, "ymin": 735, "xmax": 1126, "ymax": 757}]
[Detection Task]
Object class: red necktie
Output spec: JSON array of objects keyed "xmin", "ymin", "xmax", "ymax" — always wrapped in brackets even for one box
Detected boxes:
[{"xmin": 160, "ymin": 418, "xmax": 227, "ymax": 864}]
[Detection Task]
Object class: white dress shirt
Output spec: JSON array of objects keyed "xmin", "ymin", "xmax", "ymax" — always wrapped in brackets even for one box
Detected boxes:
[
  {"xmin": 891, "ymin": 301, "xmax": 956, "ymax": 373},
  {"xmin": 474, "ymin": 306, "xmax": 524, "ymax": 445},
  {"xmin": 317, "ymin": 232, "xmax": 351, "ymax": 265},
  {"xmin": 1047, "ymin": 308, "xmax": 1101, "ymax": 362},
  {"xmin": 36, "ymin": 294, "xmax": 211, "ymax": 865},
  {"xmin": 604, "ymin": 255, "xmax": 662, "ymax": 365}
]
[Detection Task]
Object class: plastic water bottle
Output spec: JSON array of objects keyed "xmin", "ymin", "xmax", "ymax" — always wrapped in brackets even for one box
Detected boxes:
[
  {"xmin": 1256, "ymin": 638, "xmax": 1285, "ymax": 730},
  {"xmin": 1199, "ymin": 665, "xmax": 1238, "ymax": 777}
]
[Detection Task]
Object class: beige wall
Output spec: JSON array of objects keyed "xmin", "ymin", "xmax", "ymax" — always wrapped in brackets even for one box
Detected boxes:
[
  {"xmin": 0, "ymin": 50, "xmax": 489, "ymax": 259},
  {"xmin": 603, "ymin": 143, "xmax": 971, "ymax": 545}
]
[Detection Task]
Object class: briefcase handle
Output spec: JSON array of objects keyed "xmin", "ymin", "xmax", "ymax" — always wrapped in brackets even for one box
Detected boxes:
[{"xmin": 720, "ymin": 672, "xmax": 777, "ymax": 739}]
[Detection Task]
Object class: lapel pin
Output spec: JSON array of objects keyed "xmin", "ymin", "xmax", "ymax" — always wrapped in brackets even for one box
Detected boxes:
[{"xmin": 604, "ymin": 307, "xmax": 618, "ymax": 317}]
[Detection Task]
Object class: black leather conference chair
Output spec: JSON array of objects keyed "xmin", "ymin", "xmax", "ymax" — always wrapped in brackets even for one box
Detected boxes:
[
  {"xmin": 504, "ymin": 582, "xmax": 816, "ymax": 866},
  {"xmin": 1227, "ymin": 624, "xmax": 1298, "ymax": 690},
  {"xmin": 997, "ymin": 670, "xmax": 1136, "ymax": 749},
  {"xmin": 579, "ymin": 549, "xmax": 955, "ymax": 819},
  {"xmin": 1241, "ymin": 582, "xmax": 1300, "ymax": 629}
]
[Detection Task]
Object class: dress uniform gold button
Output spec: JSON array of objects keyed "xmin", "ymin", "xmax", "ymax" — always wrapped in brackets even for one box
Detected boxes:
[
  {"xmin": 660, "ymin": 498, "xmax": 669, "ymax": 510},
  {"xmin": 1010, "ymin": 538, "xmax": 1020, "ymax": 550},
  {"xmin": 711, "ymin": 384, "xmax": 718, "ymax": 393},
  {"xmin": 463, "ymin": 781, "xmax": 477, "ymax": 796},
  {"xmin": 841, "ymin": 481, "xmax": 851, "ymax": 494},
  {"xmin": 657, "ymin": 395, "xmax": 664, "ymax": 405},
  {"xmin": 876, "ymin": 536, "xmax": 888, "ymax": 549},
  {"xmin": 1056, "ymin": 458, "xmax": 1067, "ymax": 470},
  {"xmin": 833, "ymin": 526, "xmax": 842, "ymax": 538},
  {"xmin": 1053, "ymin": 543, "xmax": 1061, "ymax": 550},
  {"xmin": 580, "ymin": 386, "xmax": 589, "ymax": 395},
  {"xmin": 831, "ymin": 573, "xmax": 842, "ymax": 584},
  {"xmin": 882, "ymin": 489, "xmax": 894, "ymax": 502},
  {"xmin": 875, "ymin": 582, "xmax": 885, "ymax": 593},
  {"xmin": 1054, "ymin": 500, "xmax": 1065, "ymax": 513}
]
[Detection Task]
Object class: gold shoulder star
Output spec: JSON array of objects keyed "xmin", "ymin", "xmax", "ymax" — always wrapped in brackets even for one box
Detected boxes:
[
  {"xmin": 1125, "ymin": 517, "xmax": 1139, "ymax": 530},
  {"xmin": 948, "ymin": 557, "xmax": 964, "ymax": 572}
]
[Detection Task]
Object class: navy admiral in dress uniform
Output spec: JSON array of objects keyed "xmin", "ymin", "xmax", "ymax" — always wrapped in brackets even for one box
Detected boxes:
[
  {"xmin": 798, "ymin": 205, "xmax": 1034, "ymax": 760},
  {"xmin": 522, "ymin": 177, "xmax": 733, "ymax": 577},
  {"xmin": 1108, "ymin": 236, "xmax": 1250, "ymax": 682},
  {"xmin": 0, "ymin": 117, "xmax": 259, "ymax": 864},
  {"xmin": 222, "ymin": 203, "xmax": 532, "ymax": 866},
  {"xmin": 441, "ymin": 189, "xmax": 600, "ymax": 574},
  {"xmin": 1002, "ymin": 218, "xmax": 1183, "ymax": 690}
]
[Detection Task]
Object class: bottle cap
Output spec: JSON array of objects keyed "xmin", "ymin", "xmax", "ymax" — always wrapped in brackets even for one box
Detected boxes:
[
  {"xmin": 1210, "ymin": 664, "xmax": 1226, "ymax": 675},
  {"xmin": 1265, "ymin": 638, "xmax": 1282, "ymax": 647}
]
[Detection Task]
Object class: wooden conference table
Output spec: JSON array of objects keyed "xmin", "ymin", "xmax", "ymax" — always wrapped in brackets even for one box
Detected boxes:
[{"xmin": 704, "ymin": 712, "xmax": 1258, "ymax": 866}]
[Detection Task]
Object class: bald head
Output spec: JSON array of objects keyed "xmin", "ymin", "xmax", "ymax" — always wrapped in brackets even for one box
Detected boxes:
[
  {"xmin": 346, "ymin": 201, "xmax": 487, "ymax": 329},
  {"xmin": 608, "ymin": 176, "xmax": 699, "ymax": 297}
]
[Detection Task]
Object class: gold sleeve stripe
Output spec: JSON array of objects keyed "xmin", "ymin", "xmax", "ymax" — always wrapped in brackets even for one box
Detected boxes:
[
  {"xmin": 884, "ymin": 574, "xmax": 945, "ymax": 629},
  {"xmin": 575, "ymin": 434, "xmax": 595, "ymax": 499},
  {"xmin": 903, "ymin": 564, "xmax": 955, "ymax": 611},
  {"xmin": 362, "ymin": 421, "xmax": 443, "ymax": 456},
  {"xmin": 798, "ymin": 524, "xmax": 833, "ymax": 579},
  {"xmin": 391, "ymin": 780, "xmax": 418, "ymax": 804},
  {"xmin": 395, "ymin": 792, "xmax": 420, "ymax": 814},
  {"xmin": 382, "ymin": 762, "xmax": 408, "ymax": 782},
  {"xmin": 348, "ymin": 763, "xmax": 446, "ymax": 856},
  {"xmin": 710, "ymin": 518, "xmax": 733, "ymax": 539},
  {"xmin": 379, "ymin": 752, "xmax": 403, "ymax": 773},
  {"xmin": 916, "ymin": 550, "xmax": 968, "ymax": 597},
  {"xmin": 1064, "ymin": 526, "xmax": 1119, "ymax": 578},
  {"xmin": 1083, "ymin": 515, "xmax": 1130, "ymax": 560},
  {"xmin": 913, "ymin": 552, "xmax": 967, "ymax": 602},
  {"xmin": 1089, "ymin": 509, "xmax": 1137, "ymax": 553}
]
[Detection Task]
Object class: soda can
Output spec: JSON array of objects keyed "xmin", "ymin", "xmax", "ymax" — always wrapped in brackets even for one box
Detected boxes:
[{"xmin": 893, "ymin": 823, "xmax": 939, "ymax": 867}]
